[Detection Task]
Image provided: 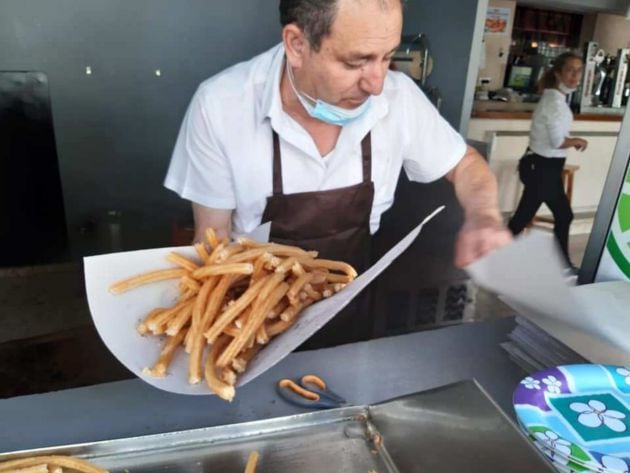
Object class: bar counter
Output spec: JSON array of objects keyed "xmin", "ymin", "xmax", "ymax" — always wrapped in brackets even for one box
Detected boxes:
[{"xmin": 472, "ymin": 110, "xmax": 624, "ymax": 121}]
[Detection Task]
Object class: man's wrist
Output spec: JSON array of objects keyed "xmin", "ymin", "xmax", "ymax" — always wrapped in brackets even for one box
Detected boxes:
[{"xmin": 465, "ymin": 208, "xmax": 503, "ymax": 227}]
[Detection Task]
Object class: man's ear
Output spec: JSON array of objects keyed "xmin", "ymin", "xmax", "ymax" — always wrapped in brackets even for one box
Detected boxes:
[{"xmin": 282, "ymin": 24, "xmax": 308, "ymax": 69}]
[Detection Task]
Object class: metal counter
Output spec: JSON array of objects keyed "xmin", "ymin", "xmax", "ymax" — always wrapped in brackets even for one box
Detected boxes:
[
  {"xmin": 0, "ymin": 318, "xmax": 525, "ymax": 455},
  {"xmin": 0, "ymin": 380, "xmax": 554, "ymax": 472}
]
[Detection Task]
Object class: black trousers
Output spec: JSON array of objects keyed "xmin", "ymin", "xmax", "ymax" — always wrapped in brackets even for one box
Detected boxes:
[{"xmin": 508, "ymin": 152, "xmax": 574, "ymax": 266}]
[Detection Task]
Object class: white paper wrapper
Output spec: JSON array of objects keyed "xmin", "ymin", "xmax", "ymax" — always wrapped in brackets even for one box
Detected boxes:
[
  {"xmin": 84, "ymin": 207, "xmax": 444, "ymax": 395},
  {"xmin": 466, "ymin": 230, "xmax": 630, "ymax": 365}
]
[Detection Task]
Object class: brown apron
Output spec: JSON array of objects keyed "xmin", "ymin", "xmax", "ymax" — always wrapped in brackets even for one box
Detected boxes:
[{"xmin": 261, "ymin": 130, "xmax": 375, "ymax": 349}]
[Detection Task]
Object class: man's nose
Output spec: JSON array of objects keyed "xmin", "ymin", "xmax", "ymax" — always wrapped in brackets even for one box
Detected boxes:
[{"xmin": 360, "ymin": 61, "xmax": 388, "ymax": 96}]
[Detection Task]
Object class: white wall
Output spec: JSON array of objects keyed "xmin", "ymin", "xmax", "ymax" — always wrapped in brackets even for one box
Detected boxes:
[
  {"xmin": 592, "ymin": 13, "xmax": 630, "ymax": 53},
  {"xmin": 468, "ymin": 118, "xmax": 622, "ymax": 216},
  {"xmin": 478, "ymin": 0, "xmax": 516, "ymax": 91}
]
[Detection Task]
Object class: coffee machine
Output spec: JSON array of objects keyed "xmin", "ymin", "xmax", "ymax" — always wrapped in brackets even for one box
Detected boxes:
[{"xmin": 579, "ymin": 42, "xmax": 629, "ymax": 112}]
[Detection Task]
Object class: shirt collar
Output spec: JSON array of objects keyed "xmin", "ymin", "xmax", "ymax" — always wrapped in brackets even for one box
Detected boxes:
[
  {"xmin": 258, "ymin": 43, "xmax": 285, "ymax": 125},
  {"xmin": 545, "ymin": 88, "xmax": 566, "ymax": 100}
]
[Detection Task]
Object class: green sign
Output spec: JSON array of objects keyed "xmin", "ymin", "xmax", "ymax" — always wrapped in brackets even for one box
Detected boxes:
[{"xmin": 606, "ymin": 168, "xmax": 630, "ymax": 279}]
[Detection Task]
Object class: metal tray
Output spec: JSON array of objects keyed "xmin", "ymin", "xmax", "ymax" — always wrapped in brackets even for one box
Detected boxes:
[{"xmin": 0, "ymin": 380, "xmax": 555, "ymax": 472}]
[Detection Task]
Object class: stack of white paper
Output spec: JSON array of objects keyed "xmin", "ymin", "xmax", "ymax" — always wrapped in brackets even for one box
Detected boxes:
[{"xmin": 502, "ymin": 316, "xmax": 585, "ymax": 374}]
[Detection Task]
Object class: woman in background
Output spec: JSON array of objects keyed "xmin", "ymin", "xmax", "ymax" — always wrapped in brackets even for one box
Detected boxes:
[{"xmin": 508, "ymin": 52, "xmax": 588, "ymax": 273}]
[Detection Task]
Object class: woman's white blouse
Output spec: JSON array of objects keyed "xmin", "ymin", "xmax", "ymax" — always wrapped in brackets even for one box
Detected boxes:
[{"xmin": 529, "ymin": 88, "xmax": 573, "ymax": 158}]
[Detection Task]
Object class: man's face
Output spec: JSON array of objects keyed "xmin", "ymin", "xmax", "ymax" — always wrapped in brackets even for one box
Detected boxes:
[{"xmin": 295, "ymin": 0, "xmax": 403, "ymax": 109}]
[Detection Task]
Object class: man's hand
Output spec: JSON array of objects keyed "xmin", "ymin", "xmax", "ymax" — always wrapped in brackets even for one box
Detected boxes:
[
  {"xmin": 454, "ymin": 213, "xmax": 512, "ymax": 268},
  {"xmin": 447, "ymin": 146, "xmax": 512, "ymax": 268}
]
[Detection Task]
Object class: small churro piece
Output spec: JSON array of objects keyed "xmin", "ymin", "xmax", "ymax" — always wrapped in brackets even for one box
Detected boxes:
[
  {"xmin": 244, "ymin": 451, "xmax": 259, "ymax": 473},
  {"xmin": 217, "ymin": 282, "xmax": 289, "ymax": 368},
  {"xmin": 231, "ymin": 344, "xmax": 262, "ymax": 373},
  {"xmin": 8, "ymin": 465, "xmax": 48, "ymax": 473},
  {"xmin": 287, "ymin": 272, "xmax": 313, "ymax": 304},
  {"xmin": 216, "ymin": 244, "xmax": 245, "ymax": 263},
  {"xmin": 297, "ymin": 257, "xmax": 357, "ymax": 279},
  {"xmin": 280, "ymin": 297, "xmax": 315, "ymax": 322},
  {"xmin": 146, "ymin": 328, "xmax": 188, "ymax": 377},
  {"xmin": 180, "ymin": 275, "xmax": 201, "ymax": 293},
  {"xmin": 147, "ymin": 300, "xmax": 193, "ymax": 335},
  {"xmin": 256, "ymin": 323, "xmax": 269, "ymax": 345},
  {"xmin": 323, "ymin": 272, "xmax": 352, "ymax": 284},
  {"xmin": 223, "ymin": 325, "xmax": 241, "ymax": 338},
  {"xmin": 165, "ymin": 302, "xmax": 194, "ymax": 336},
  {"xmin": 203, "ymin": 276, "xmax": 270, "ymax": 343},
  {"xmin": 137, "ymin": 308, "xmax": 166, "ymax": 335},
  {"xmin": 303, "ymin": 283, "xmax": 322, "ymax": 301},
  {"xmin": 205, "ymin": 335, "xmax": 235, "ymax": 401},
  {"xmin": 194, "ymin": 242, "xmax": 210, "ymax": 264},
  {"xmin": 205, "ymin": 228, "xmax": 219, "ymax": 249},
  {"xmin": 0, "ymin": 456, "xmax": 107, "ymax": 473},
  {"xmin": 167, "ymin": 252, "xmax": 200, "ymax": 272},
  {"xmin": 109, "ymin": 268, "xmax": 187, "ymax": 294},
  {"xmin": 275, "ymin": 257, "xmax": 297, "ymax": 274},
  {"xmin": 266, "ymin": 317, "xmax": 297, "ymax": 337},
  {"xmin": 192, "ymin": 263, "xmax": 254, "ymax": 279},
  {"xmin": 221, "ymin": 367, "xmax": 237, "ymax": 386},
  {"xmin": 266, "ymin": 299, "xmax": 289, "ymax": 319},
  {"xmin": 278, "ymin": 379, "xmax": 319, "ymax": 401},
  {"xmin": 250, "ymin": 252, "xmax": 272, "ymax": 284},
  {"xmin": 291, "ymin": 261, "xmax": 305, "ymax": 277}
]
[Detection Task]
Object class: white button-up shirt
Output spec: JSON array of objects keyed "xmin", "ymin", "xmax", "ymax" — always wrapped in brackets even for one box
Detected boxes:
[
  {"xmin": 529, "ymin": 88, "xmax": 573, "ymax": 158},
  {"xmin": 164, "ymin": 44, "xmax": 466, "ymax": 234}
]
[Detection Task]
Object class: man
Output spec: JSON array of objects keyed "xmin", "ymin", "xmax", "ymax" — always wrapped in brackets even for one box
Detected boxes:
[{"xmin": 165, "ymin": 0, "xmax": 512, "ymax": 345}]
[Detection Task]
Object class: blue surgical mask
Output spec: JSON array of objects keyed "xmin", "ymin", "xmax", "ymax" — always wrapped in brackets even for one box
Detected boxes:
[
  {"xmin": 286, "ymin": 62, "xmax": 371, "ymax": 126},
  {"xmin": 558, "ymin": 82, "xmax": 577, "ymax": 95}
]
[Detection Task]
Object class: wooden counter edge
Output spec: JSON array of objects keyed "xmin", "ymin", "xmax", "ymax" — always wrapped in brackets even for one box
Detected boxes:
[{"xmin": 471, "ymin": 110, "xmax": 623, "ymax": 122}]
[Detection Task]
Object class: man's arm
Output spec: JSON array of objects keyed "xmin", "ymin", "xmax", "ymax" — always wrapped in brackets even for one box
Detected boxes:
[
  {"xmin": 192, "ymin": 203, "xmax": 233, "ymax": 243},
  {"xmin": 446, "ymin": 146, "xmax": 512, "ymax": 268}
]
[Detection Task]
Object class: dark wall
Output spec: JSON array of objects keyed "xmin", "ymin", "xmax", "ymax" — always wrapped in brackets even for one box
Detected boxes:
[
  {"xmin": 0, "ymin": 0, "xmax": 281, "ymax": 254},
  {"xmin": 0, "ymin": 0, "xmax": 481, "ymax": 259},
  {"xmin": 372, "ymin": 0, "xmax": 483, "ymax": 280},
  {"xmin": 403, "ymin": 0, "xmax": 479, "ymax": 129}
]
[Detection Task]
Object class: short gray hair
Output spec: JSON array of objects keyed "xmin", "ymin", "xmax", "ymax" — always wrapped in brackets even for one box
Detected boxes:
[{"xmin": 279, "ymin": 0, "xmax": 403, "ymax": 51}]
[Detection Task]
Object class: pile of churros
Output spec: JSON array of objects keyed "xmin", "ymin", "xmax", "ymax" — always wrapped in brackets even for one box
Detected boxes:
[
  {"xmin": 0, "ymin": 455, "xmax": 107, "ymax": 473},
  {"xmin": 109, "ymin": 229, "xmax": 356, "ymax": 401}
]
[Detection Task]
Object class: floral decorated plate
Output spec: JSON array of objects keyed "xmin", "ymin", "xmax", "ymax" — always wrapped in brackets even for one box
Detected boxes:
[
  {"xmin": 516, "ymin": 418, "xmax": 626, "ymax": 472},
  {"xmin": 514, "ymin": 365, "xmax": 630, "ymax": 473}
]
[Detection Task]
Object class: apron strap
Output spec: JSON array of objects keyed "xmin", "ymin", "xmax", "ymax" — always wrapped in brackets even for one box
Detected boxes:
[
  {"xmin": 271, "ymin": 130, "xmax": 372, "ymax": 195},
  {"xmin": 360, "ymin": 132, "xmax": 372, "ymax": 184},
  {"xmin": 272, "ymin": 131, "xmax": 284, "ymax": 195}
]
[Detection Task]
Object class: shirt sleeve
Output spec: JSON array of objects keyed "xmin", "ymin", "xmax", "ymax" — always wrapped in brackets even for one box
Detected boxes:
[
  {"xmin": 164, "ymin": 86, "xmax": 236, "ymax": 209},
  {"xmin": 545, "ymin": 99, "xmax": 571, "ymax": 149},
  {"xmin": 400, "ymin": 77, "xmax": 467, "ymax": 183}
]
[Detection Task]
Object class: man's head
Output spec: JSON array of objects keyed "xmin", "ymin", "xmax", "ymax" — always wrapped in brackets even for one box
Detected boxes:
[{"xmin": 280, "ymin": 0, "xmax": 403, "ymax": 110}]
